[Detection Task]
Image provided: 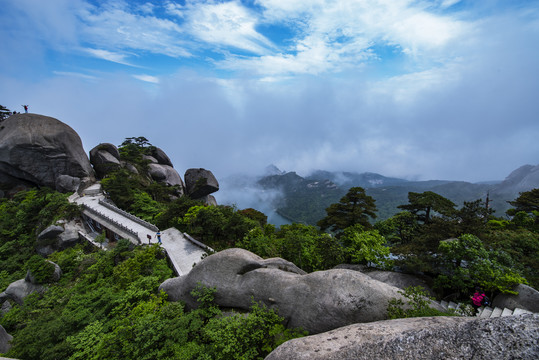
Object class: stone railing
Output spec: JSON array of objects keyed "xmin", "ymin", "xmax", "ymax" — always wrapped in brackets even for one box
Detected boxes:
[
  {"xmin": 183, "ymin": 232, "xmax": 214, "ymax": 252},
  {"xmin": 80, "ymin": 203, "xmax": 140, "ymax": 243},
  {"xmin": 98, "ymin": 199, "xmax": 159, "ymax": 232}
]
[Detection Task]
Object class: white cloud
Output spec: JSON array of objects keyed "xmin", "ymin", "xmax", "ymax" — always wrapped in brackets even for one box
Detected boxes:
[
  {"xmin": 132, "ymin": 74, "xmax": 160, "ymax": 83},
  {"xmin": 138, "ymin": 2, "xmax": 156, "ymax": 14},
  {"xmin": 221, "ymin": 0, "xmax": 470, "ymax": 77},
  {"xmin": 182, "ymin": 1, "xmax": 274, "ymax": 54},
  {"xmin": 83, "ymin": 48, "xmax": 136, "ymax": 66},
  {"xmin": 439, "ymin": 0, "xmax": 463, "ymax": 9},
  {"xmin": 53, "ymin": 71, "xmax": 98, "ymax": 81},
  {"xmin": 79, "ymin": 1, "xmax": 192, "ymax": 58}
]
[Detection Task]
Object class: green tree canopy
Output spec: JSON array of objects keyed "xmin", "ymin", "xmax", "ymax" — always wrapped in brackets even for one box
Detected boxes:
[
  {"xmin": 435, "ymin": 234, "xmax": 527, "ymax": 296},
  {"xmin": 317, "ymin": 187, "xmax": 377, "ymax": 233},
  {"xmin": 341, "ymin": 225, "xmax": 390, "ymax": 267},
  {"xmin": 397, "ymin": 191, "xmax": 456, "ymax": 224},
  {"xmin": 507, "ymin": 188, "xmax": 539, "ymax": 216}
]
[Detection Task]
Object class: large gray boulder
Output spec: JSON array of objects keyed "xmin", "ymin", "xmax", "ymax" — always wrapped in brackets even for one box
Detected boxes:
[
  {"xmin": 58, "ymin": 221, "xmax": 82, "ymax": 249},
  {"xmin": 2, "ymin": 279, "xmax": 44, "ymax": 305},
  {"xmin": 55, "ymin": 174, "xmax": 81, "ymax": 193},
  {"xmin": 0, "ymin": 325, "xmax": 13, "ymax": 354},
  {"xmin": 363, "ymin": 270, "xmax": 435, "ymax": 296},
  {"xmin": 493, "ymin": 284, "xmax": 539, "ymax": 313},
  {"xmin": 159, "ymin": 248, "xmax": 409, "ymax": 334},
  {"xmin": 151, "ymin": 147, "xmax": 173, "ymax": 167},
  {"xmin": 184, "ymin": 168, "xmax": 219, "ymax": 199},
  {"xmin": 265, "ymin": 314, "xmax": 539, "ymax": 360},
  {"xmin": 36, "ymin": 225, "xmax": 65, "ymax": 256},
  {"xmin": 0, "ymin": 114, "xmax": 95, "ymax": 193},
  {"xmin": 89, "ymin": 143, "xmax": 121, "ymax": 179},
  {"xmin": 148, "ymin": 164, "xmax": 185, "ymax": 192}
]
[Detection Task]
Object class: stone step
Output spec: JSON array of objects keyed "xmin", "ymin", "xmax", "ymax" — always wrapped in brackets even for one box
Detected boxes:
[
  {"xmin": 448, "ymin": 301, "xmax": 458, "ymax": 309},
  {"xmin": 501, "ymin": 308, "xmax": 513, "ymax": 317},
  {"xmin": 513, "ymin": 308, "xmax": 532, "ymax": 316},
  {"xmin": 479, "ymin": 307, "xmax": 493, "ymax": 318},
  {"xmin": 490, "ymin": 307, "xmax": 503, "ymax": 318}
]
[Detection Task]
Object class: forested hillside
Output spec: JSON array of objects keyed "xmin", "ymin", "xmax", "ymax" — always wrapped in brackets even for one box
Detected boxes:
[{"xmin": 254, "ymin": 165, "xmax": 539, "ymax": 225}]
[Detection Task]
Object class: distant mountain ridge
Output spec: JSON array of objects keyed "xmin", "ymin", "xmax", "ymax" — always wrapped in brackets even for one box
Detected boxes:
[{"xmin": 254, "ymin": 164, "xmax": 539, "ymax": 225}]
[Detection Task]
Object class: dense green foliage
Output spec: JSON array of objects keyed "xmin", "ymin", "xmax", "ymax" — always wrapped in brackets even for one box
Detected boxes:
[
  {"xmin": 1, "ymin": 243, "xmax": 305, "ymax": 359},
  {"xmin": 376, "ymin": 189, "xmax": 539, "ymax": 298},
  {"xmin": 0, "ymin": 171, "xmax": 304, "ymax": 359},
  {"xmin": 238, "ymin": 223, "xmax": 344, "ymax": 272},
  {"xmin": 24, "ymin": 255, "xmax": 56, "ymax": 284},
  {"xmin": 179, "ymin": 205, "xmax": 259, "ymax": 250},
  {"xmin": 0, "ymin": 188, "xmax": 80, "ymax": 291}
]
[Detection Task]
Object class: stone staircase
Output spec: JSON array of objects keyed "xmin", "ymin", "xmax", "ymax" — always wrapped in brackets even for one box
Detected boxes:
[{"xmin": 439, "ymin": 300, "xmax": 533, "ymax": 318}]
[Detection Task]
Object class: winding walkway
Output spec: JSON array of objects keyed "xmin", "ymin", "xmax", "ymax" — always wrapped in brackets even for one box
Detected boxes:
[{"xmin": 69, "ymin": 184, "xmax": 209, "ymax": 275}]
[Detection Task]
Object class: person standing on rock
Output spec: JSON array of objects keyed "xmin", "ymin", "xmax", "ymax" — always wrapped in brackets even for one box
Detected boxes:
[
  {"xmin": 156, "ymin": 231, "xmax": 162, "ymax": 245},
  {"xmin": 147, "ymin": 234, "xmax": 152, "ymax": 245},
  {"xmin": 22, "ymin": 105, "xmax": 28, "ymax": 113}
]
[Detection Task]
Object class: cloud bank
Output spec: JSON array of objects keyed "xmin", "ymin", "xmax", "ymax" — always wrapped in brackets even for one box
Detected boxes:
[{"xmin": 0, "ymin": 0, "xmax": 538, "ymax": 184}]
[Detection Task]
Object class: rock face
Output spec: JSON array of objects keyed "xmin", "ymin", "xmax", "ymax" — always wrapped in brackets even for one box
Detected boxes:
[
  {"xmin": 0, "ymin": 325, "xmax": 13, "ymax": 354},
  {"xmin": 159, "ymin": 248, "xmax": 408, "ymax": 334},
  {"xmin": 363, "ymin": 270, "xmax": 435, "ymax": 296},
  {"xmin": 265, "ymin": 314, "xmax": 539, "ymax": 360},
  {"xmin": 89, "ymin": 143, "xmax": 121, "ymax": 178},
  {"xmin": 0, "ymin": 114, "xmax": 95, "ymax": 194},
  {"xmin": 493, "ymin": 284, "xmax": 539, "ymax": 313},
  {"xmin": 152, "ymin": 147, "xmax": 173, "ymax": 167},
  {"xmin": 184, "ymin": 168, "xmax": 219, "ymax": 199},
  {"xmin": 148, "ymin": 163, "xmax": 185, "ymax": 190}
]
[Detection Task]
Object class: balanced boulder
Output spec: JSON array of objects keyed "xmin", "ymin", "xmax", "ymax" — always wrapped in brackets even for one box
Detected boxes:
[
  {"xmin": 89, "ymin": 143, "xmax": 121, "ymax": 178},
  {"xmin": 159, "ymin": 248, "xmax": 408, "ymax": 334},
  {"xmin": 265, "ymin": 314, "xmax": 539, "ymax": 360},
  {"xmin": 184, "ymin": 168, "xmax": 219, "ymax": 199},
  {"xmin": 0, "ymin": 114, "xmax": 95, "ymax": 193}
]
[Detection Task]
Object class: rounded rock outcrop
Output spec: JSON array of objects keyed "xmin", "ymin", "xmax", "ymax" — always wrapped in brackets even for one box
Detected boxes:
[
  {"xmin": 159, "ymin": 248, "xmax": 407, "ymax": 334},
  {"xmin": 0, "ymin": 113, "xmax": 95, "ymax": 193}
]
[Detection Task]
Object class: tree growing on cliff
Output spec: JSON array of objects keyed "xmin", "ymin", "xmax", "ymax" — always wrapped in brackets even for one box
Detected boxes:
[
  {"xmin": 0, "ymin": 105, "xmax": 11, "ymax": 121},
  {"xmin": 317, "ymin": 187, "xmax": 377, "ymax": 234}
]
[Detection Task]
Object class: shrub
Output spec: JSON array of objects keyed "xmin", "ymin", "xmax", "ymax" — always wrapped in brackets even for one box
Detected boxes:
[
  {"xmin": 25, "ymin": 255, "xmax": 56, "ymax": 284},
  {"xmin": 387, "ymin": 286, "xmax": 457, "ymax": 319}
]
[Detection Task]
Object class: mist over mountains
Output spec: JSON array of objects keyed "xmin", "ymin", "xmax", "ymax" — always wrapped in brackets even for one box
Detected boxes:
[{"xmin": 215, "ymin": 164, "xmax": 539, "ymax": 226}]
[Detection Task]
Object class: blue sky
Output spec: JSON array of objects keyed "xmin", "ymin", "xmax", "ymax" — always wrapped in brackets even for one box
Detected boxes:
[{"xmin": 1, "ymin": 0, "xmax": 538, "ymax": 183}]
